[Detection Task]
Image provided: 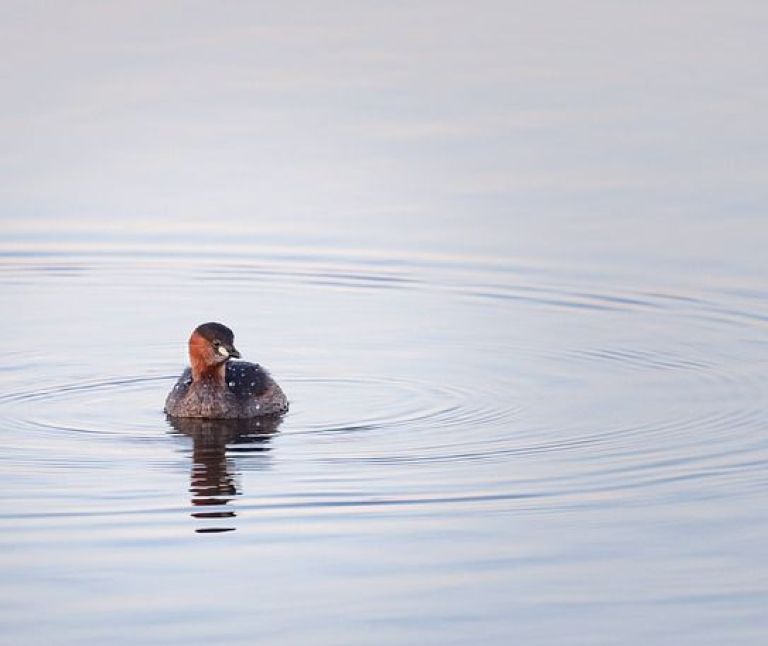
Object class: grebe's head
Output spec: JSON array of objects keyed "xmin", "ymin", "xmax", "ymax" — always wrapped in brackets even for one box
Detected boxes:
[{"xmin": 188, "ymin": 322, "xmax": 241, "ymax": 371}]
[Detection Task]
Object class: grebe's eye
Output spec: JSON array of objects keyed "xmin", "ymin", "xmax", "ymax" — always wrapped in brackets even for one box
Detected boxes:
[{"xmin": 213, "ymin": 339, "xmax": 220, "ymax": 347}]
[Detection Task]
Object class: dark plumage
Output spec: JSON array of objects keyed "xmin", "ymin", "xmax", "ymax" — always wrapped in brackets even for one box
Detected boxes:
[{"xmin": 194, "ymin": 322, "xmax": 235, "ymax": 345}]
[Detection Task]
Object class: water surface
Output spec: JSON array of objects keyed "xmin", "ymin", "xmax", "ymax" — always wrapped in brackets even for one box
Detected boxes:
[{"xmin": 1, "ymin": 2, "xmax": 767, "ymax": 644}]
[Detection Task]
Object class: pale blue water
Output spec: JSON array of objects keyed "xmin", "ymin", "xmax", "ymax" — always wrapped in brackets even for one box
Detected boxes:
[{"xmin": 1, "ymin": 3, "xmax": 767, "ymax": 644}]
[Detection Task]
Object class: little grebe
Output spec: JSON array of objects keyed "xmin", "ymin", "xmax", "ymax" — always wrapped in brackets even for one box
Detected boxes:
[{"xmin": 165, "ymin": 322, "xmax": 288, "ymax": 419}]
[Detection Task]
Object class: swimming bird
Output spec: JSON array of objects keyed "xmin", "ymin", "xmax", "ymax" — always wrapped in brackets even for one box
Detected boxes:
[{"xmin": 165, "ymin": 322, "xmax": 288, "ymax": 419}]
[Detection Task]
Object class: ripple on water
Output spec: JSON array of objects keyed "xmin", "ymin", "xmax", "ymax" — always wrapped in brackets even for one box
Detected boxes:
[{"xmin": 0, "ymin": 247, "xmax": 766, "ymax": 518}]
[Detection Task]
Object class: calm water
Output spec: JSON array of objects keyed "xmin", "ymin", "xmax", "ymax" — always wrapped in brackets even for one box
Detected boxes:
[{"xmin": 2, "ymin": 3, "xmax": 768, "ymax": 645}]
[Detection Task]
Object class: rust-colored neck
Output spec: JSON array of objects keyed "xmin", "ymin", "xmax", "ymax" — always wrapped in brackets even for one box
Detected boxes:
[{"xmin": 189, "ymin": 331, "xmax": 226, "ymax": 382}]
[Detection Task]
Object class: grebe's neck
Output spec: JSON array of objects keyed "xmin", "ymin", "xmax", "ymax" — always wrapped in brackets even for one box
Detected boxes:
[
  {"xmin": 188, "ymin": 330, "xmax": 227, "ymax": 383},
  {"xmin": 190, "ymin": 358, "xmax": 226, "ymax": 383}
]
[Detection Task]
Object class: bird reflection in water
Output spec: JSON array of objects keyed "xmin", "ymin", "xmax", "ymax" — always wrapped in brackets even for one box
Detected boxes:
[{"xmin": 166, "ymin": 415, "xmax": 283, "ymax": 533}]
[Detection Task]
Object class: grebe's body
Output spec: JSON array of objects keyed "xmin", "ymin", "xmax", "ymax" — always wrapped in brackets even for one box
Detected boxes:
[{"xmin": 165, "ymin": 322, "xmax": 288, "ymax": 419}]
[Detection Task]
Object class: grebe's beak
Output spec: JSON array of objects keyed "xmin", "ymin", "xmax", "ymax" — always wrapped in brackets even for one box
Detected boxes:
[{"xmin": 227, "ymin": 345, "xmax": 241, "ymax": 359}]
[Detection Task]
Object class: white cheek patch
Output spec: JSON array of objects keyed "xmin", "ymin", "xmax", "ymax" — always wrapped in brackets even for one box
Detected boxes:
[{"xmin": 217, "ymin": 346, "xmax": 229, "ymax": 357}]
